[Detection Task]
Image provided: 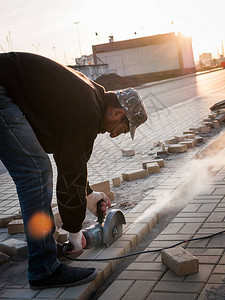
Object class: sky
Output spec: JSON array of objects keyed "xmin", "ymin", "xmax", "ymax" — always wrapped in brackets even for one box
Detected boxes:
[{"xmin": 0, "ymin": 0, "xmax": 225, "ymax": 65}]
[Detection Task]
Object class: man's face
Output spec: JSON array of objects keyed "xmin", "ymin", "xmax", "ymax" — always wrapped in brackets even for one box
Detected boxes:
[{"xmin": 100, "ymin": 107, "xmax": 130, "ymax": 138}]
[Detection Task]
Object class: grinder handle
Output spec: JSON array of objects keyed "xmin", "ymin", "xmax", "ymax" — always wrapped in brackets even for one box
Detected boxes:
[{"xmin": 97, "ymin": 199, "xmax": 104, "ymax": 225}]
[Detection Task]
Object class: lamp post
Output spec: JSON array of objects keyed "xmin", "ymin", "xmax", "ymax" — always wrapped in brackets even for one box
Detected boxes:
[
  {"xmin": 74, "ymin": 21, "xmax": 82, "ymax": 57},
  {"xmin": 52, "ymin": 46, "xmax": 57, "ymax": 60}
]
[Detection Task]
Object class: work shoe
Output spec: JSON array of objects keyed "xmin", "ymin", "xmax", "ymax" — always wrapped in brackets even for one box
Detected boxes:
[{"xmin": 29, "ymin": 263, "xmax": 98, "ymax": 289}]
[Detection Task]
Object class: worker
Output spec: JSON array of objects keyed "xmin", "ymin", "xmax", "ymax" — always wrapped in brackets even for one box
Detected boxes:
[{"xmin": 0, "ymin": 52, "xmax": 148, "ymax": 289}]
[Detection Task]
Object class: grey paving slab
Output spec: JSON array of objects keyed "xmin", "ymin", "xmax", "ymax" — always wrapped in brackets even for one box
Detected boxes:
[{"xmin": 146, "ymin": 292, "xmax": 197, "ymax": 300}]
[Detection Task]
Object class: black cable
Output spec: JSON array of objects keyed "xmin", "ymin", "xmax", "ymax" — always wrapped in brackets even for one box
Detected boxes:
[{"xmin": 61, "ymin": 229, "xmax": 225, "ymax": 261}]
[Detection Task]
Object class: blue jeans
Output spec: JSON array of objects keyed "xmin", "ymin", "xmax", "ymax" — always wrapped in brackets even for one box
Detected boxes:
[{"xmin": 0, "ymin": 86, "xmax": 60, "ymax": 280}]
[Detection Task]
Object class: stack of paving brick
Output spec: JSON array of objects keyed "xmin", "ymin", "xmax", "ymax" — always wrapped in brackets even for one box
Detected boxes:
[
  {"xmin": 156, "ymin": 106, "xmax": 223, "ymax": 157},
  {"xmin": 121, "ymin": 159, "xmax": 165, "ymax": 182},
  {"xmin": 209, "ymin": 99, "xmax": 225, "ymax": 126}
]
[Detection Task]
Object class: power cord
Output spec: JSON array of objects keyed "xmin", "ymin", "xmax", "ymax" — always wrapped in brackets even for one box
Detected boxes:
[{"xmin": 61, "ymin": 229, "xmax": 225, "ymax": 261}]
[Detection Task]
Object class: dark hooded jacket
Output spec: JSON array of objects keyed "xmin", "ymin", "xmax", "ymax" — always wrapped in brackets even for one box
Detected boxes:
[{"xmin": 0, "ymin": 52, "xmax": 107, "ymax": 232}]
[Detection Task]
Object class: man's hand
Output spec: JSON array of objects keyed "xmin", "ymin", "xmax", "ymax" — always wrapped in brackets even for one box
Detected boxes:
[
  {"xmin": 68, "ymin": 231, "xmax": 86, "ymax": 254},
  {"xmin": 87, "ymin": 191, "xmax": 111, "ymax": 217}
]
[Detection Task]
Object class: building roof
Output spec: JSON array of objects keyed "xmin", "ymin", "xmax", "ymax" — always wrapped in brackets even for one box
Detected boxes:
[{"xmin": 92, "ymin": 32, "xmax": 176, "ymax": 54}]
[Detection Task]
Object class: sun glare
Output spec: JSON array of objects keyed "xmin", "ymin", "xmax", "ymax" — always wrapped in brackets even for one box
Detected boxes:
[{"xmin": 28, "ymin": 212, "xmax": 53, "ymax": 239}]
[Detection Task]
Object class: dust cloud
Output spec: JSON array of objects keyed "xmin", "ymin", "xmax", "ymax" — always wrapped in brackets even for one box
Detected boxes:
[{"xmin": 135, "ymin": 147, "xmax": 225, "ymax": 224}]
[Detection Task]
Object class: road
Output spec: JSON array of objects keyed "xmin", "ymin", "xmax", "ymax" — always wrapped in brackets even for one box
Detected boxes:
[{"xmin": 139, "ymin": 68, "xmax": 225, "ymax": 114}]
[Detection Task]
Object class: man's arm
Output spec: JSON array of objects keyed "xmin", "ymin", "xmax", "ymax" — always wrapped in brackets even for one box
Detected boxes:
[{"xmin": 53, "ymin": 134, "xmax": 95, "ymax": 233}]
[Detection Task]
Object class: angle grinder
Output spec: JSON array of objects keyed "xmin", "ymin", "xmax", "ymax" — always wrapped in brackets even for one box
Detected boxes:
[{"xmin": 62, "ymin": 200, "xmax": 126, "ymax": 252}]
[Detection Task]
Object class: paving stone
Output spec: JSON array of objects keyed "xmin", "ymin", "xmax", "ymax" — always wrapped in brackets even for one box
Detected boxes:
[
  {"xmin": 184, "ymin": 264, "xmax": 214, "ymax": 283},
  {"xmin": 165, "ymin": 137, "xmax": 179, "ymax": 144},
  {"xmin": 148, "ymin": 240, "xmax": 180, "ymax": 248},
  {"xmin": 180, "ymin": 204, "xmax": 202, "ymax": 213},
  {"xmin": 129, "ymin": 201, "xmax": 152, "ymax": 214},
  {"xmin": 7, "ymin": 219, "xmax": 24, "ymax": 234},
  {"xmin": 187, "ymin": 248, "xmax": 223, "ymax": 256},
  {"xmin": 172, "ymin": 217, "xmax": 206, "ymax": 223},
  {"xmin": 122, "ymin": 169, "xmax": 148, "ymax": 181},
  {"xmin": 98, "ymin": 280, "xmax": 134, "ymax": 300},
  {"xmin": 208, "ymin": 274, "xmax": 225, "ymax": 285},
  {"xmin": 110, "ymin": 240, "xmax": 131, "ymax": 254},
  {"xmin": 118, "ymin": 234, "xmax": 139, "ymax": 251},
  {"xmin": 199, "ymin": 125, "xmax": 211, "ymax": 133},
  {"xmin": 118, "ymin": 270, "xmax": 162, "ymax": 281},
  {"xmin": 112, "ymin": 177, "xmax": 121, "ymax": 187},
  {"xmin": 35, "ymin": 287, "xmax": 64, "ymax": 299},
  {"xmin": 0, "ymin": 288, "xmax": 39, "ymax": 298},
  {"xmin": 142, "ymin": 159, "xmax": 165, "ymax": 169},
  {"xmin": 213, "ymin": 187, "xmax": 225, "ymax": 194},
  {"xmin": 195, "ymin": 135, "xmax": 204, "ymax": 143},
  {"xmin": 167, "ymin": 144, "xmax": 187, "ymax": 153},
  {"xmin": 161, "ymin": 223, "xmax": 184, "ymax": 235},
  {"xmin": 184, "ymin": 133, "xmax": 195, "ymax": 139},
  {"xmin": 213, "ymin": 120, "xmax": 220, "ymax": 128},
  {"xmin": 161, "ymin": 268, "xmax": 185, "ymax": 282},
  {"xmin": 122, "ymin": 149, "xmax": 135, "ymax": 157},
  {"xmin": 96, "ymin": 247, "xmax": 125, "ymax": 271},
  {"xmin": 215, "ymin": 113, "xmax": 225, "ymax": 123},
  {"xmin": 161, "ymin": 246, "xmax": 199, "ymax": 276},
  {"xmin": 153, "ymin": 281, "xmax": 204, "ymax": 293},
  {"xmin": 135, "ymin": 252, "xmax": 160, "ymax": 262},
  {"xmin": 180, "ymin": 140, "xmax": 195, "ymax": 148},
  {"xmin": 146, "ymin": 162, "xmax": 160, "ymax": 174},
  {"xmin": 90, "ymin": 180, "xmax": 114, "ymax": 200},
  {"xmin": 213, "ymin": 265, "xmax": 225, "ymax": 273},
  {"xmin": 0, "ymin": 238, "xmax": 27, "ymax": 257},
  {"xmin": 207, "ymin": 233, "xmax": 225, "ymax": 248},
  {"xmin": 155, "ymin": 234, "xmax": 192, "ymax": 241},
  {"xmin": 124, "ymin": 222, "xmax": 149, "ymax": 242},
  {"xmin": 59, "ymin": 281, "xmax": 95, "ymax": 299},
  {"xmin": 187, "ymin": 237, "xmax": 210, "ymax": 248},
  {"xmin": 176, "ymin": 212, "xmax": 210, "ymax": 218},
  {"xmin": 219, "ymin": 253, "xmax": 225, "ymax": 264},
  {"xmin": 183, "ymin": 130, "xmax": 195, "ymax": 134},
  {"xmin": 87, "ymin": 261, "xmax": 112, "ymax": 282},
  {"xmin": 146, "ymin": 292, "xmax": 197, "ymax": 300},
  {"xmin": 206, "ymin": 212, "xmax": 225, "ymax": 222},
  {"xmin": 126, "ymin": 262, "xmax": 166, "ymax": 271},
  {"xmin": 121, "ymin": 280, "xmax": 155, "ymax": 300},
  {"xmin": 194, "ymin": 255, "xmax": 220, "ymax": 264},
  {"xmin": 179, "ymin": 223, "xmax": 202, "ymax": 234},
  {"xmin": 202, "ymin": 222, "xmax": 225, "ymax": 228}
]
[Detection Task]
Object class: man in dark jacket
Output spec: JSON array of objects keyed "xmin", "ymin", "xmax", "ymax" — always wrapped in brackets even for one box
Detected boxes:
[{"xmin": 0, "ymin": 52, "xmax": 148, "ymax": 289}]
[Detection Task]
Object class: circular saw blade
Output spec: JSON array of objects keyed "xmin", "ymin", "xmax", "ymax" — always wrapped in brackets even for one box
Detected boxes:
[{"xmin": 103, "ymin": 209, "xmax": 126, "ymax": 247}]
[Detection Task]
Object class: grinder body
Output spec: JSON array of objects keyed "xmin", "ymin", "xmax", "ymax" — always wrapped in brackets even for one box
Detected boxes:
[
  {"xmin": 82, "ymin": 209, "xmax": 126, "ymax": 249},
  {"xmin": 82, "ymin": 224, "xmax": 103, "ymax": 248}
]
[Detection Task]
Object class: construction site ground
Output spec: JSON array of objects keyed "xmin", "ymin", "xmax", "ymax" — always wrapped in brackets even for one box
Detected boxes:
[{"xmin": 0, "ymin": 71, "xmax": 225, "ymax": 299}]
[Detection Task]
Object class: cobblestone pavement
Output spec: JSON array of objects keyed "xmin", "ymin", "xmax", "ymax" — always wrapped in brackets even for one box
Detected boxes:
[
  {"xmin": 0, "ymin": 72, "xmax": 225, "ymax": 299},
  {"xmin": 99, "ymin": 150, "xmax": 225, "ymax": 300}
]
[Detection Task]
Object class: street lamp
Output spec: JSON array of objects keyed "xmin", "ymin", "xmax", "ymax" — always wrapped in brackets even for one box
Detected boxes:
[
  {"xmin": 52, "ymin": 46, "xmax": 57, "ymax": 60},
  {"xmin": 74, "ymin": 21, "xmax": 82, "ymax": 57}
]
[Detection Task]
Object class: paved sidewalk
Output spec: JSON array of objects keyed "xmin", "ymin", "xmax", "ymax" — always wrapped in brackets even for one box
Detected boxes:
[
  {"xmin": 0, "ymin": 74, "xmax": 225, "ymax": 299},
  {"xmin": 99, "ymin": 149, "xmax": 225, "ymax": 300}
]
